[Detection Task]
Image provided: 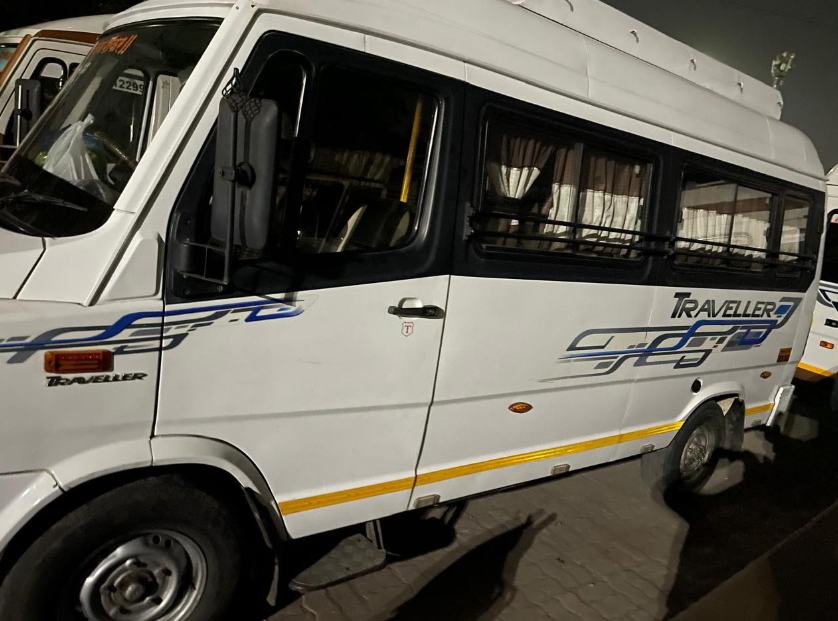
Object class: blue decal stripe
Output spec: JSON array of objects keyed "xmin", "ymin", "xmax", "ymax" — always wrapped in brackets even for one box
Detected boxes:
[
  {"xmin": 565, "ymin": 318, "xmax": 776, "ymax": 360},
  {"xmin": 0, "ymin": 299, "xmax": 299, "ymax": 351}
]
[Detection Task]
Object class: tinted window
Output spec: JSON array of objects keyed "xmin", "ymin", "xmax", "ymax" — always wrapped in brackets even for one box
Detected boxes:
[
  {"xmin": 475, "ymin": 118, "xmax": 651, "ymax": 258},
  {"xmin": 779, "ymin": 195, "xmax": 811, "ymax": 261},
  {"xmin": 676, "ymin": 169, "xmax": 774, "ymax": 271},
  {"xmin": 294, "ymin": 68, "xmax": 436, "ymax": 254}
]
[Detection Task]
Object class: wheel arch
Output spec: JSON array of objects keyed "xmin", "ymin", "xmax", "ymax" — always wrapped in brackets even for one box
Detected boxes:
[{"xmin": 0, "ymin": 436, "xmax": 287, "ymax": 584}]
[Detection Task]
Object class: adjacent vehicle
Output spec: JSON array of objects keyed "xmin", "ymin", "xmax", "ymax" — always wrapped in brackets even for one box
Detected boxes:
[
  {"xmin": 797, "ymin": 166, "xmax": 838, "ymax": 403},
  {"xmin": 0, "ymin": 16, "xmax": 109, "ymax": 163},
  {"xmin": 0, "ymin": 0, "xmax": 825, "ymax": 618}
]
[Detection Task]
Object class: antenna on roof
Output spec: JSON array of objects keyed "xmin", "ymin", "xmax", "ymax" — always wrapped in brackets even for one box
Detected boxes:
[{"xmin": 771, "ymin": 52, "xmax": 796, "ymax": 90}]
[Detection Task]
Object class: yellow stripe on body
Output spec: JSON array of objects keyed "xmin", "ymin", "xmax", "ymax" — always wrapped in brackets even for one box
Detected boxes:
[
  {"xmin": 797, "ymin": 362, "xmax": 835, "ymax": 378},
  {"xmin": 278, "ymin": 421, "xmax": 684, "ymax": 514},
  {"xmin": 279, "ymin": 477, "xmax": 414, "ymax": 515},
  {"xmin": 744, "ymin": 403, "xmax": 774, "ymax": 417}
]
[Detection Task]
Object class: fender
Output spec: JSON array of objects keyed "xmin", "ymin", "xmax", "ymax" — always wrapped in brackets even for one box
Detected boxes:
[
  {"xmin": 151, "ymin": 435, "xmax": 288, "ymax": 540},
  {"xmin": 50, "ymin": 438, "xmax": 152, "ymax": 490},
  {"xmin": 671, "ymin": 379, "xmax": 746, "ymax": 444},
  {"xmin": 0, "ymin": 471, "xmax": 62, "ymax": 553}
]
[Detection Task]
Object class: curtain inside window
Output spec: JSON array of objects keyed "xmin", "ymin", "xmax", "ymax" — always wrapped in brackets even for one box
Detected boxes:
[
  {"xmin": 577, "ymin": 154, "xmax": 646, "ymax": 251},
  {"xmin": 779, "ymin": 197, "xmax": 810, "ymax": 260},
  {"xmin": 486, "ymin": 134, "xmax": 554, "ymax": 200}
]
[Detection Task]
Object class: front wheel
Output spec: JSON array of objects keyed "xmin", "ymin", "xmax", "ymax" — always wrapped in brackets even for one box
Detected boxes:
[
  {"xmin": 0, "ymin": 474, "xmax": 266, "ymax": 621},
  {"xmin": 642, "ymin": 401, "xmax": 726, "ymax": 493}
]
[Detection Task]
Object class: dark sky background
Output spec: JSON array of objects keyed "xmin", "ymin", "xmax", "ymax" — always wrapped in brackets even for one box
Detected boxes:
[{"xmin": 3, "ymin": 0, "xmax": 836, "ymax": 169}]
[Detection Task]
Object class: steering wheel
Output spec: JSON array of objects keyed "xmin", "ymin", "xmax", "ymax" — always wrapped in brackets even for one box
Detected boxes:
[{"xmin": 92, "ymin": 130, "xmax": 138, "ymax": 170}]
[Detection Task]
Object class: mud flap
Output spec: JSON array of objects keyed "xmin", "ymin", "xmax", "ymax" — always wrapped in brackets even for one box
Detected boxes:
[{"xmin": 723, "ymin": 399, "xmax": 745, "ymax": 452}]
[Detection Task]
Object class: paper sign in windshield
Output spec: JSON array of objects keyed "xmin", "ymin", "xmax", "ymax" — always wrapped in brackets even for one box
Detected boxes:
[
  {"xmin": 92, "ymin": 34, "xmax": 138, "ymax": 56},
  {"xmin": 114, "ymin": 75, "xmax": 145, "ymax": 96}
]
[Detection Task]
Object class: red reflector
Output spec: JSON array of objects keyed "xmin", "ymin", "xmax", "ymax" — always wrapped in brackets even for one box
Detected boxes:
[{"xmin": 45, "ymin": 350, "xmax": 113, "ymax": 374}]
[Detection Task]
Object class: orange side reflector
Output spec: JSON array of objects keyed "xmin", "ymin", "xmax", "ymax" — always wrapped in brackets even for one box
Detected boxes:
[
  {"xmin": 760, "ymin": 371, "xmax": 772, "ymax": 379},
  {"xmin": 509, "ymin": 402, "xmax": 533, "ymax": 414},
  {"xmin": 45, "ymin": 350, "xmax": 113, "ymax": 374},
  {"xmin": 777, "ymin": 348, "xmax": 792, "ymax": 363},
  {"xmin": 821, "ymin": 341, "xmax": 835, "ymax": 350}
]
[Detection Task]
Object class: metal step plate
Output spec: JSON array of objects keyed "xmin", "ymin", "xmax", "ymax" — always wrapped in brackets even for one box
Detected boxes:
[{"xmin": 289, "ymin": 533, "xmax": 387, "ymax": 592}]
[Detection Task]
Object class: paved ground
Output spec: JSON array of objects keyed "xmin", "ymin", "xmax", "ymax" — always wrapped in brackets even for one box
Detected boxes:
[{"xmin": 260, "ymin": 380, "xmax": 838, "ymax": 621}]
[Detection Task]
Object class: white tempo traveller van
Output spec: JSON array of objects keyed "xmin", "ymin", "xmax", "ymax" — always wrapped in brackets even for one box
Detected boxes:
[
  {"xmin": 0, "ymin": 0, "xmax": 826, "ymax": 618},
  {"xmin": 0, "ymin": 16, "xmax": 109, "ymax": 163}
]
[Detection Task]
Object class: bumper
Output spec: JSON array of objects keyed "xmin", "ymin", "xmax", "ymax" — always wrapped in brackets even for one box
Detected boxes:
[{"xmin": 0, "ymin": 471, "xmax": 61, "ymax": 553}]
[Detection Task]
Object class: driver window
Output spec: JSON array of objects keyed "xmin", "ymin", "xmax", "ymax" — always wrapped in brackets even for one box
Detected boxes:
[{"xmin": 295, "ymin": 67, "xmax": 436, "ymax": 254}]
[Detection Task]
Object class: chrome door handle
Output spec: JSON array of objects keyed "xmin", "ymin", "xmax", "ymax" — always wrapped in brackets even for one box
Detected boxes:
[{"xmin": 388, "ymin": 305, "xmax": 444, "ymax": 318}]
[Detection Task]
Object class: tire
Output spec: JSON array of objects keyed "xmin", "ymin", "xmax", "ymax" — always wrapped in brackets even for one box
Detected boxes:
[
  {"xmin": 0, "ymin": 473, "xmax": 265, "ymax": 621},
  {"xmin": 641, "ymin": 401, "xmax": 726, "ymax": 494}
]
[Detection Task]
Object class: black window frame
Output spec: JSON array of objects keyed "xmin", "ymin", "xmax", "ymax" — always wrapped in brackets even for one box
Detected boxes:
[
  {"xmin": 166, "ymin": 31, "xmax": 463, "ymax": 303},
  {"xmin": 661, "ymin": 150, "xmax": 823, "ymax": 292},
  {"xmin": 672, "ymin": 163, "xmax": 780, "ymax": 272},
  {"xmin": 455, "ymin": 86, "xmax": 665, "ymax": 287}
]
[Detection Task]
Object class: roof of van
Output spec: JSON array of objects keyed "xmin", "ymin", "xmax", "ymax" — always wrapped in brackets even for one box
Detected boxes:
[
  {"xmin": 0, "ymin": 15, "xmax": 111, "ymax": 43},
  {"xmin": 111, "ymin": 0, "xmax": 825, "ymax": 184}
]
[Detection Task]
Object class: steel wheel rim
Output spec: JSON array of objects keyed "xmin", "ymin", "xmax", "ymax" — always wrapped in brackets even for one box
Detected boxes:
[
  {"xmin": 679, "ymin": 424, "xmax": 718, "ymax": 477},
  {"xmin": 78, "ymin": 530, "xmax": 206, "ymax": 621}
]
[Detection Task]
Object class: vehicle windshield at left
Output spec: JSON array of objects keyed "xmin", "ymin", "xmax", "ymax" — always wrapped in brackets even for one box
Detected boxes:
[
  {"xmin": 0, "ymin": 43, "xmax": 17, "ymax": 75},
  {"xmin": 0, "ymin": 20, "xmax": 219, "ymax": 238}
]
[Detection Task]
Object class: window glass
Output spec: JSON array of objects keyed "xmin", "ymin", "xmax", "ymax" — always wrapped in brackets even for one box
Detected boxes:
[
  {"xmin": 779, "ymin": 195, "xmax": 810, "ymax": 261},
  {"xmin": 0, "ymin": 44, "xmax": 17, "ymax": 74},
  {"xmin": 295, "ymin": 68, "xmax": 436, "ymax": 254},
  {"xmin": 476, "ymin": 119, "xmax": 650, "ymax": 258},
  {"xmin": 676, "ymin": 170, "xmax": 774, "ymax": 270},
  {"xmin": 822, "ymin": 213, "xmax": 838, "ymax": 284}
]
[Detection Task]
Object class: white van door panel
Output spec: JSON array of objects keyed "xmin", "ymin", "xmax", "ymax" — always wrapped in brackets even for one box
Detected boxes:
[
  {"xmin": 413, "ymin": 276, "xmax": 651, "ymax": 505},
  {"xmin": 157, "ymin": 277, "xmax": 448, "ymax": 537}
]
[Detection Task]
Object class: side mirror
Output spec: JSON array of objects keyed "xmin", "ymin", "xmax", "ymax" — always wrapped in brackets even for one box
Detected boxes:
[
  {"xmin": 14, "ymin": 79, "xmax": 43, "ymax": 144},
  {"xmin": 211, "ymin": 95, "xmax": 279, "ymax": 253}
]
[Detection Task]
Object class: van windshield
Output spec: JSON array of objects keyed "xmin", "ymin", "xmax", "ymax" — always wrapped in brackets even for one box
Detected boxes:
[
  {"xmin": 0, "ymin": 21, "xmax": 218, "ymax": 238},
  {"xmin": 0, "ymin": 43, "xmax": 17, "ymax": 75}
]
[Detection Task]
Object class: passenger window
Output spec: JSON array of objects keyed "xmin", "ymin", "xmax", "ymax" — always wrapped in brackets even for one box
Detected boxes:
[
  {"xmin": 293, "ymin": 68, "xmax": 436, "ymax": 254},
  {"xmin": 475, "ymin": 119, "xmax": 650, "ymax": 258},
  {"xmin": 779, "ymin": 195, "xmax": 811, "ymax": 261},
  {"xmin": 676, "ymin": 169, "xmax": 774, "ymax": 271}
]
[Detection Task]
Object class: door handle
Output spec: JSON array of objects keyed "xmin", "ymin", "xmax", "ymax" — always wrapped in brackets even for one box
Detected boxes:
[{"xmin": 388, "ymin": 304, "xmax": 444, "ymax": 319}]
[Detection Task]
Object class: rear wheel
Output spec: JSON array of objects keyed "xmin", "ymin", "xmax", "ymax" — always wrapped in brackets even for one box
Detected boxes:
[
  {"xmin": 642, "ymin": 401, "xmax": 725, "ymax": 493},
  {"xmin": 0, "ymin": 474, "xmax": 267, "ymax": 621}
]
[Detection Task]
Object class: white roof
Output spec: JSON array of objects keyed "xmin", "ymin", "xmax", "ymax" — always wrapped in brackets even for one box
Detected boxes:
[
  {"xmin": 0, "ymin": 15, "xmax": 110, "ymax": 42},
  {"xmin": 112, "ymin": 0, "xmax": 825, "ymax": 185}
]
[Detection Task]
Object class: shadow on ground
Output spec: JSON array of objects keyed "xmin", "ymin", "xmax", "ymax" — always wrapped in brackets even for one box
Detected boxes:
[{"xmin": 663, "ymin": 380, "xmax": 838, "ymax": 619}]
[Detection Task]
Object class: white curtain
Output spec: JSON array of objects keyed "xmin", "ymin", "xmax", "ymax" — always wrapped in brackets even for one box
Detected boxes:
[
  {"xmin": 576, "ymin": 156, "xmax": 645, "ymax": 252},
  {"xmin": 486, "ymin": 135, "xmax": 554, "ymax": 199},
  {"xmin": 541, "ymin": 147, "xmax": 580, "ymax": 245},
  {"xmin": 779, "ymin": 200, "xmax": 809, "ymax": 259}
]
